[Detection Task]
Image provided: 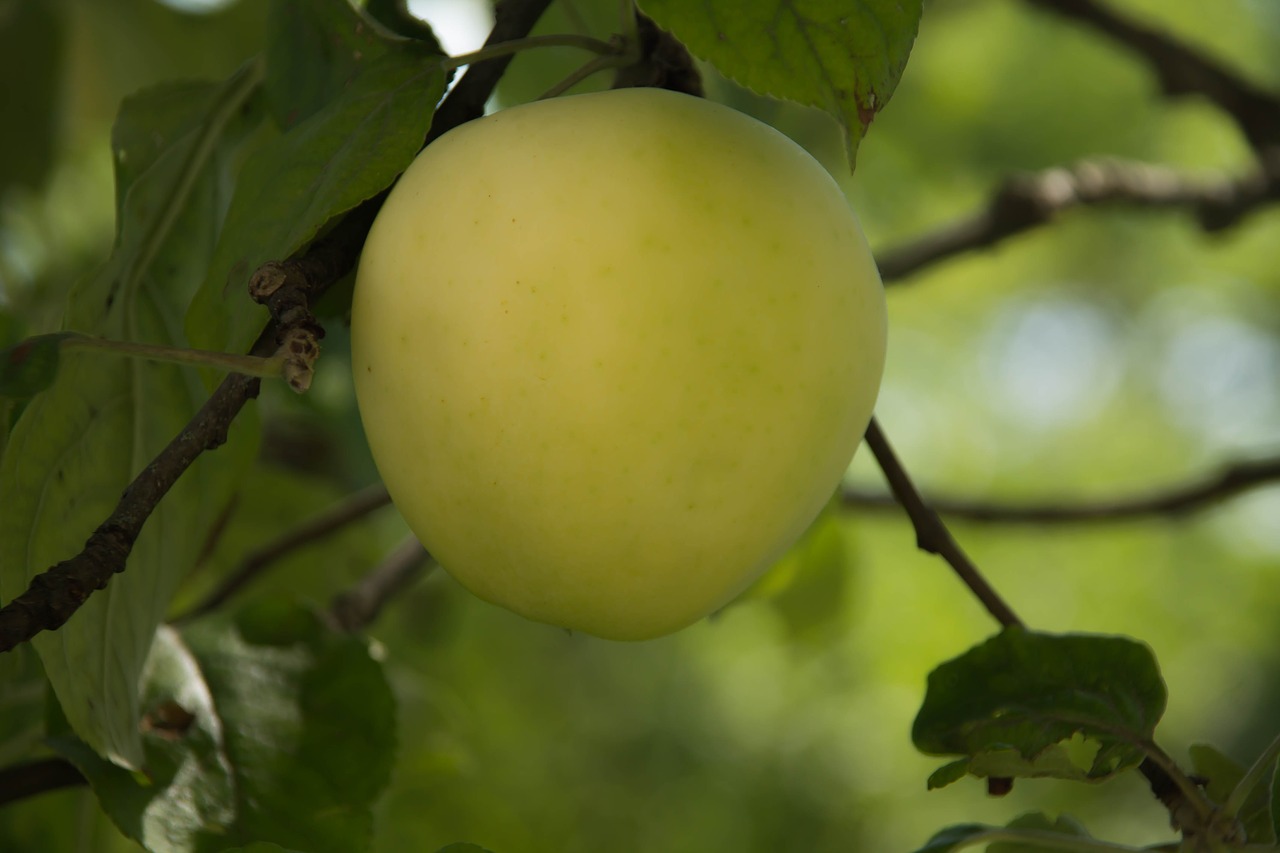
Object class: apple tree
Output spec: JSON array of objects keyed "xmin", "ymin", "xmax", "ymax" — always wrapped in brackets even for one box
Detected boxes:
[{"xmin": 2, "ymin": 0, "xmax": 1279, "ymax": 851}]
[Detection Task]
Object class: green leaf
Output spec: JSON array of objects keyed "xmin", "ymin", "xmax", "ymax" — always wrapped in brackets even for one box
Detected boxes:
[
  {"xmin": 0, "ymin": 643, "xmax": 46, "ymax": 767},
  {"xmin": 638, "ymin": 0, "xmax": 923, "ymax": 167},
  {"xmin": 926, "ymin": 758, "xmax": 971, "ymax": 790},
  {"xmin": 0, "ymin": 62, "xmax": 263, "ymax": 770},
  {"xmin": 188, "ymin": 50, "xmax": 446, "ymax": 355},
  {"xmin": 914, "ymin": 824, "xmax": 993, "ymax": 853},
  {"xmin": 738, "ymin": 508, "xmax": 850, "ymax": 644},
  {"xmin": 47, "ymin": 601, "xmax": 396, "ymax": 853},
  {"xmin": 0, "ymin": 311, "xmax": 22, "ymax": 459},
  {"xmin": 0, "ymin": 0, "xmax": 64, "ymax": 194},
  {"xmin": 990, "ymin": 813, "xmax": 1092, "ymax": 853},
  {"xmin": 1190, "ymin": 741, "xmax": 1279, "ymax": 845},
  {"xmin": 435, "ymin": 845, "xmax": 498, "ymax": 853},
  {"xmin": 1272, "ymin": 759, "xmax": 1280, "ymax": 844},
  {"xmin": 915, "ymin": 817, "xmax": 1120, "ymax": 853},
  {"xmin": 266, "ymin": 0, "xmax": 438, "ymax": 130},
  {"xmin": 912, "ymin": 629, "xmax": 1166, "ymax": 789},
  {"xmin": 216, "ymin": 845, "xmax": 309, "ymax": 853},
  {"xmin": 363, "ymin": 0, "xmax": 444, "ymax": 47}
]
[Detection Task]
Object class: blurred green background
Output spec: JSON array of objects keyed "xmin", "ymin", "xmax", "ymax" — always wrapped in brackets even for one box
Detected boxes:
[{"xmin": 2, "ymin": 0, "xmax": 1279, "ymax": 850}]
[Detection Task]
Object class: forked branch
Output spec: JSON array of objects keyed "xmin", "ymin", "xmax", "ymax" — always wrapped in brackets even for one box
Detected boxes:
[
  {"xmin": 842, "ymin": 455, "xmax": 1280, "ymax": 524},
  {"xmin": 1023, "ymin": 0, "xmax": 1280, "ymax": 150},
  {"xmin": 877, "ymin": 154, "xmax": 1280, "ymax": 283}
]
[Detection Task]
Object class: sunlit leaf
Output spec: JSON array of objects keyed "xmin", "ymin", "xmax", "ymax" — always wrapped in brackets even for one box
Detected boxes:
[
  {"xmin": 638, "ymin": 0, "xmax": 923, "ymax": 166},
  {"xmin": 913, "ymin": 629, "xmax": 1166, "ymax": 789},
  {"xmin": 0, "ymin": 61, "xmax": 263, "ymax": 770},
  {"xmin": 47, "ymin": 601, "xmax": 396, "ymax": 853},
  {"xmin": 188, "ymin": 50, "xmax": 445, "ymax": 355}
]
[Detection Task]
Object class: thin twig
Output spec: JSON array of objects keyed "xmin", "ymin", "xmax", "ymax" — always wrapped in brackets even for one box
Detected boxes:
[
  {"xmin": 1022, "ymin": 0, "xmax": 1280, "ymax": 150},
  {"xmin": 440, "ymin": 32, "xmax": 620, "ymax": 74},
  {"xmin": 841, "ymin": 455, "xmax": 1280, "ymax": 523},
  {"xmin": 173, "ymin": 484, "xmax": 394, "ymax": 624},
  {"xmin": 329, "ymin": 536, "xmax": 432, "ymax": 633},
  {"xmin": 862, "ymin": 418, "xmax": 1024, "ymax": 629},
  {"xmin": 862, "ymin": 418, "xmax": 1203, "ymax": 824},
  {"xmin": 427, "ymin": 0, "xmax": 557, "ymax": 146},
  {"xmin": 0, "ymin": 0, "xmax": 556, "ymax": 655},
  {"xmin": 877, "ymin": 154, "xmax": 1280, "ymax": 283}
]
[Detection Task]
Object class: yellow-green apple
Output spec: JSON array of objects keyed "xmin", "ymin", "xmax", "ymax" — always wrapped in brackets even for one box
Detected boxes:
[{"xmin": 351, "ymin": 87, "xmax": 886, "ymax": 641}]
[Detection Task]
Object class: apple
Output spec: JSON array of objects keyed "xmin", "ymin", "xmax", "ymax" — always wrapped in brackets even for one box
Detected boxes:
[{"xmin": 351, "ymin": 87, "xmax": 886, "ymax": 641}]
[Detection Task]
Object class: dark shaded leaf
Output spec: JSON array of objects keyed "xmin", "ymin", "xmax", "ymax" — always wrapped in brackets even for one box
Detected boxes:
[
  {"xmin": 913, "ymin": 629, "xmax": 1166, "ymax": 789},
  {"xmin": 266, "ymin": 0, "xmax": 439, "ymax": 130},
  {"xmin": 364, "ymin": 0, "xmax": 444, "ymax": 44},
  {"xmin": 0, "ymin": 643, "xmax": 46, "ymax": 766}
]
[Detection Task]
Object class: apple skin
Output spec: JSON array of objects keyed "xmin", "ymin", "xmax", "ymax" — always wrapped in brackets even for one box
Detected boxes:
[{"xmin": 351, "ymin": 87, "xmax": 886, "ymax": 641}]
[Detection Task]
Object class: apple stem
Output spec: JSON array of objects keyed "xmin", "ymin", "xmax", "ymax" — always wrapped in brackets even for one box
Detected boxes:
[
  {"xmin": 617, "ymin": 0, "xmax": 640, "ymax": 48},
  {"xmin": 440, "ymin": 33, "xmax": 624, "ymax": 74},
  {"xmin": 538, "ymin": 52, "xmax": 635, "ymax": 99}
]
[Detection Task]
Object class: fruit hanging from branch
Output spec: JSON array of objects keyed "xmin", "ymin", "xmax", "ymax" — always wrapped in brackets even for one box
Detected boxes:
[{"xmin": 352, "ymin": 87, "xmax": 887, "ymax": 640}]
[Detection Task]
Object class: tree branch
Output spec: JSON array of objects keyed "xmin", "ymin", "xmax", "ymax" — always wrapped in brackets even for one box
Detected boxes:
[
  {"xmin": 329, "ymin": 536, "xmax": 432, "ymax": 633},
  {"xmin": 0, "ymin": 0, "xmax": 556, "ymax": 655},
  {"xmin": 174, "ymin": 484, "xmax": 394, "ymax": 624},
  {"xmin": 862, "ymin": 418, "xmax": 1024, "ymax": 629},
  {"xmin": 843, "ymin": 455, "xmax": 1280, "ymax": 524},
  {"xmin": 1022, "ymin": 0, "xmax": 1280, "ymax": 150},
  {"xmin": 0, "ymin": 371, "xmax": 262, "ymax": 654},
  {"xmin": 876, "ymin": 154, "xmax": 1280, "ymax": 283}
]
